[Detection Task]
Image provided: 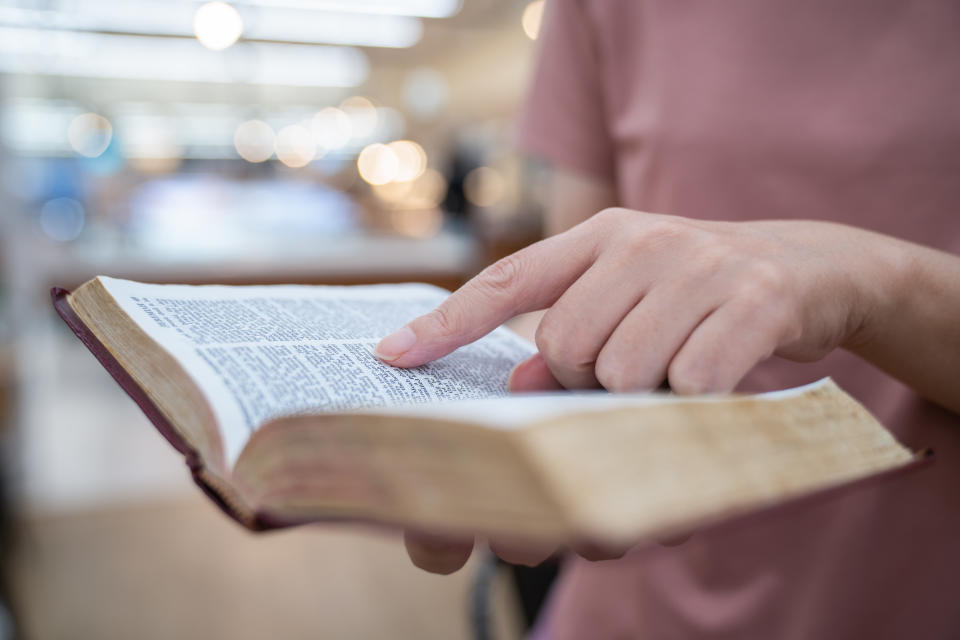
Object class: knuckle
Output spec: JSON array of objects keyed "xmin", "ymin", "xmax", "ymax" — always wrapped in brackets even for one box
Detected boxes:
[
  {"xmin": 740, "ymin": 260, "xmax": 793, "ymax": 300},
  {"xmin": 667, "ymin": 355, "xmax": 712, "ymax": 395},
  {"xmin": 734, "ymin": 281, "xmax": 769, "ymax": 306},
  {"xmin": 423, "ymin": 305, "xmax": 460, "ymax": 339},
  {"xmin": 534, "ymin": 315, "xmax": 566, "ymax": 362},
  {"xmin": 734, "ymin": 263, "xmax": 802, "ymax": 343},
  {"xmin": 477, "ymin": 253, "xmax": 523, "ymax": 295},
  {"xmin": 536, "ymin": 313, "xmax": 600, "ymax": 376},
  {"xmin": 643, "ymin": 217, "xmax": 689, "ymax": 244},
  {"xmin": 695, "ymin": 242, "xmax": 737, "ymax": 274},
  {"xmin": 595, "ymin": 354, "xmax": 632, "ymax": 392},
  {"xmin": 591, "ymin": 207, "xmax": 629, "ymax": 228},
  {"xmin": 619, "ymin": 216, "xmax": 689, "ymax": 254}
]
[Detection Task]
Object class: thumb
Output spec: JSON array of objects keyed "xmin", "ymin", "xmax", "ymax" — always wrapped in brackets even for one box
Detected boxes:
[
  {"xmin": 508, "ymin": 353, "xmax": 564, "ymax": 392},
  {"xmin": 403, "ymin": 530, "xmax": 474, "ymax": 575}
]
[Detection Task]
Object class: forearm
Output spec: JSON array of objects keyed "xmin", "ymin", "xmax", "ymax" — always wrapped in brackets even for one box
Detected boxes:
[{"xmin": 845, "ymin": 234, "xmax": 960, "ymax": 415}]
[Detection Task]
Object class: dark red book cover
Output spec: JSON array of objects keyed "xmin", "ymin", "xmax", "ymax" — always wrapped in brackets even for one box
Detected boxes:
[{"xmin": 51, "ymin": 287, "xmax": 281, "ymax": 531}]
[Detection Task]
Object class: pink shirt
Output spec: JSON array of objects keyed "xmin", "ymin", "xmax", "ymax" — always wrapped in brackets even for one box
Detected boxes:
[{"xmin": 518, "ymin": 1, "xmax": 960, "ymax": 638}]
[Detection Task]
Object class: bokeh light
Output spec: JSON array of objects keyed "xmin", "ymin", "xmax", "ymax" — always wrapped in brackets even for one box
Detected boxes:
[
  {"xmin": 193, "ymin": 2, "xmax": 243, "ymax": 51},
  {"xmin": 409, "ymin": 168, "xmax": 448, "ymax": 208},
  {"xmin": 357, "ymin": 143, "xmax": 399, "ymax": 185},
  {"xmin": 372, "ymin": 180, "xmax": 414, "ymax": 204},
  {"xmin": 39, "ymin": 197, "xmax": 85, "ymax": 242},
  {"xmin": 275, "ymin": 124, "xmax": 316, "ymax": 168},
  {"xmin": 464, "ymin": 166, "xmax": 506, "ymax": 207},
  {"xmin": 67, "ymin": 113, "xmax": 112, "ymax": 158},
  {"xmin": 521, "ymin": 0, "xmax": 545, "ymax": 40},
  {"xmin": 340, "ymin": 96, "xmax": 378, "ymax": 139},
  {"xmin": 389, "ymin": 208, "xmax": 443, "ymax": 238},
  {"xmin": 386, "ymin": 140, "xmax": 427, "ymax": 182},
  {"xmin": 311, "ymin": 107, "xmax": 352, "ymax": 151},
  {"xmin": 375, "ymin": 168, "xmax": 447, "ymax": 210},
  {"xmin": 123, "ymin": 119, "xmax": 184, "ymax": 174},
  {"xmin": 234, "ymin": 119, "xmax": 275, "ymax": 162}
]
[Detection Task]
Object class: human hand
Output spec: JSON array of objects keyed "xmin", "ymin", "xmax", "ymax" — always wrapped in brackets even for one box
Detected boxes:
[
  {"xmin": 400, "ymin": 356, "xmax": 625, "ymax": 575},
  {"xmin": 379, "ymin": 208, "xmax": 897, "ymax": 572},
  {"xmin": 377, "ymin": 208, "xmax": 889, "ymax": 392}
]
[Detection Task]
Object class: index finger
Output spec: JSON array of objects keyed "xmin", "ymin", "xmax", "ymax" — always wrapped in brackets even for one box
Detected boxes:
[{"xmin": 375, "ymin": 227, "xmax": 596, "ymax": 368}]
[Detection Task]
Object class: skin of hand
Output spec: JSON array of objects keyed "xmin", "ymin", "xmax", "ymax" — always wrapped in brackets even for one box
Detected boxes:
[
  {"xmin": 379, "ymin": 208, "xmax": 908, "ymax": 391},
  {"xmin": 380, "ymin": 208, "xmax": 960, "ymax": 574}
]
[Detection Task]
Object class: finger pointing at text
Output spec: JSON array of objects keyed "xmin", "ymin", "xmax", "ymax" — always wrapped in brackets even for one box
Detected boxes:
[
  {"xmin": 376, "ymin": 208, "xmax": 897, "ymax": 394},
  {"xmin": 374, "ymin": 223, "xmax": 595, "ymax": 370}
]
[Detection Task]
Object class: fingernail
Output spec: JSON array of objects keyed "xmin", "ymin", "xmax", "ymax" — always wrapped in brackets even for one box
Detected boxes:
[{"xmin": 374, "ymin": 325, "xmax": 416, "ymax": 362}]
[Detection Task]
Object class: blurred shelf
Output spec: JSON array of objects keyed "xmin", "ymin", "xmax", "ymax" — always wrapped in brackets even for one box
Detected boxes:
[{"xmin": 34, "ymin": 229, "xmax": 480, "ymax": 291}]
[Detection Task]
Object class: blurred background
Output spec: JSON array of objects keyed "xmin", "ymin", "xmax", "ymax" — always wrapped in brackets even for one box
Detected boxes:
[{"xmin": 0, "ymin": 1, "xmax": 554, "ymax": 637}]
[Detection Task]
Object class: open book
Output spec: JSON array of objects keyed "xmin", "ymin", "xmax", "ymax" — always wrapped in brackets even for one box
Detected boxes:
[{"xmin": 52, "ymin": 276, "xmax": 927, "ymax": 546}]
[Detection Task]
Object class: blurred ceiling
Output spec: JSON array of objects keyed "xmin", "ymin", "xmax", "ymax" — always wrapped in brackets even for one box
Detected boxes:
[
  {"xmin": 0, "ymin": 0, "xmax": 531, "ymax": 110},
  {"xmin": 0, "ymin": 0, "xmax": 541, "ymax": 166}
]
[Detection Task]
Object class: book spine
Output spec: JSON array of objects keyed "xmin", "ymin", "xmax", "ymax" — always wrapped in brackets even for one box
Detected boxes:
[{"xmin": 50, "ymin": 287, "xmax": 272, "ymax": 532}]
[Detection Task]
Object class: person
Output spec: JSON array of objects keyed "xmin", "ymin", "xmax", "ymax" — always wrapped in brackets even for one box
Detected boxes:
[{"xmin": 376, "ymin": 1, "xmax": 960, "ymax": 637}]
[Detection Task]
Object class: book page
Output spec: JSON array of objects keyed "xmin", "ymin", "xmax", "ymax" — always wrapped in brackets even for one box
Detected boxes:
[
  {"xmin": 96, "ymin": 276, "xmax": 535, "ymax": 465},
  {"xmin": 357, "ymin": 379, "xmax": 834, "ymax": 429}
]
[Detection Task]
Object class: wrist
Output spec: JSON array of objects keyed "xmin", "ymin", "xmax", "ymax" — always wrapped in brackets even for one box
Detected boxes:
[{"xmin": 841, "ymin": 230, "xmax": 916, "ymax": 354}]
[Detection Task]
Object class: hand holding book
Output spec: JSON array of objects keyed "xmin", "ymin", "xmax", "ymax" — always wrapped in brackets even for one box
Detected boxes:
[
  {"xmin": 378, "ymin": 210, "xmax": 885, "ymax": 392},
  {"xmin": 375, "ymin": 208, "xmax": 952, "ymax": 572}
]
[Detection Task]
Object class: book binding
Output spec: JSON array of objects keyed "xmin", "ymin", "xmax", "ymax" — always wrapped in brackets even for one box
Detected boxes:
[{"xmin": 52, "ymin": 287, "xmax": 276, "ymax": 531}]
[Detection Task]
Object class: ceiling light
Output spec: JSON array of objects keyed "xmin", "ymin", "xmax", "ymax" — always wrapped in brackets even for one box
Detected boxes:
[
  {"xmin": 193, "ymin": 2, "xmax": 244, "ymax": 51},
  {"xmin": 0, "ymin": 2, "xmax": 425, "ymax": 49},
  {"xmin": 0, "ymin": 28, "xmax": 369, "ymax": 87},
  {"xmin": 234, "ymin": 0, "xmax": 462, "ymax": 18}
]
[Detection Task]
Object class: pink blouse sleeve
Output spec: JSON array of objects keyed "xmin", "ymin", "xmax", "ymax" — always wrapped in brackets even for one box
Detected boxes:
[{"xmin": 517, "ymin": 0, "xmax": 616, "ymax": 182}]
